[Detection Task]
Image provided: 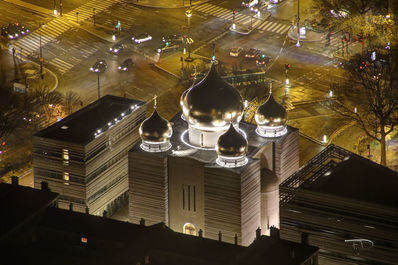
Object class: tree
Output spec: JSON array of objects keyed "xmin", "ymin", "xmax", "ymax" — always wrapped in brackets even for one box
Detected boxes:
[
  {"xmin": 329, "ymin": 44, "xmax": 398, "ymax": 165},
  {"xmin": 311, "ymin": 0, "xmax": 394, "ymax": 48},
  {"xmin": 63, "ymin": 89, "xmax": 83, "ymax": 116}
]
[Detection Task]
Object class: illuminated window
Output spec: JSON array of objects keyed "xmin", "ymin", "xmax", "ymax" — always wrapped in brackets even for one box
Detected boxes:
[
  {"xmin": 62, "ymin": 149, "xmax": 69, "ymax": 165},
  {"xmin": 183, "ymin": 223, "xmax": 196, "ymax": 235},
  {"xmin": 81, "ymin": 237, "xmax": 87, "ymax": 243},
  {"xmin": 63, "ymin": 172, "xmax": 69, "ymax": 185}
]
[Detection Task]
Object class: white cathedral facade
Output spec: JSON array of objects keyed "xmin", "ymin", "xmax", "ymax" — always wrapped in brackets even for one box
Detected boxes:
[{"xmin": 128, "ymin": 63, "xmax": 299, "ymax": 246}]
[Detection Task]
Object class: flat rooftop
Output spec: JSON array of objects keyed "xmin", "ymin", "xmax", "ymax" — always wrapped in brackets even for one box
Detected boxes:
[
  {"xmin": 35, "ymin": 95, "xmax": 144, "ymax": 145},
  {"xmin": 131, "ymin": 111, "xmax": 297, "ymax": 173},
  {"xmin": 0, "ymin": 183, "xmax": 58, "ymax": 240},
  {"xmin": 308, "ymin": 154, "xmax": 398, "ymax": 209}
]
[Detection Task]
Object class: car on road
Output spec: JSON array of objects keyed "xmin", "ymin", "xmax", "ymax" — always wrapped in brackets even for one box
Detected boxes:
[
  {"xmin": 162, "ymin": 34, "xmax": 183, "ymax": 43},
  {"xmin": 242, "ymin": 0, "xmax": 258, "ymax": 8},
  {"xmin": 245, "ymin": 48, "xmax": 261, "ymax": 58},
  {"xmin": 1, "ymin": 23, "xmax": 30, "ymax": 40},
  {"xmin": 132, "ymin": 33, "xmax": 152, "ymax": 43},
  {"xmin": 109, "ymin": 43, "xmax": 124, "ymax": 54},
  {"xmin": 229, "ymin": 47, "xmax": 243, "ymax": 57},
  {"xmin": 118, "ymin": 58, "xmax": 133, "ymax": 71},
  {"xmin": 255, "ymin": 53, "xmax": 271, "ymax": 66},
  {"xmin": 157, "ymin": 42, "xmax": 180, "ymax": 53},
  {"xmin": 90, "ymin": 60, "xmax": 107, "ymax": 72}
]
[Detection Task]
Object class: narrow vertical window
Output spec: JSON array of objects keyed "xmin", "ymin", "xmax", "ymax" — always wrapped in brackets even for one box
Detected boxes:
[
  {"xmin": 188, "ymin": 185, "xmax": 191, "ymax": 211},
  {"xmin": 62, "ymin": 149, "xmax": 69, "ymax": 165},
  {"xmin": 182, "ymin": 186, "xmax": 185, "ymax": 210},
  {"xmin": 63, "ymin": 172, "xmax": 70, "ymax": 185},
  {"xmin": 193, "ymin": 186, "xmax": 196, "ymax": 212}
]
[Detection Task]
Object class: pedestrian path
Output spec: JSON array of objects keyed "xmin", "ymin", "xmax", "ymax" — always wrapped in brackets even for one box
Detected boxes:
[
  {"xmin": 256, "ymin": 20, "xmax": 290, "ymax": 34},
  {"xmin": 192, "ymin": 3, "xmax": 258, "ymax": 26}
]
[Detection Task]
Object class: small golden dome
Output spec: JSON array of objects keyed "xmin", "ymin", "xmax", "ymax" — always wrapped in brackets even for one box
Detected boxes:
[
  {"xmin": 139, "ymin": 108, "xmax": 172, "ymax": 142},
  {"xmin": 255, "ymin": 92, "xmax": 287, "ymax": 127},
  {"xmin": 216, "ymin": 124, "xmax": 248, "ymax": 157},
  {"xmin": 183, "ymin": 63, "xmax": 243, "ymax": 129}
]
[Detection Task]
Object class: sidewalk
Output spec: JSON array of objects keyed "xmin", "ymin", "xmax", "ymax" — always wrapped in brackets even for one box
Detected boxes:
[
  {"xmin": 4, "ymin": 0, "xmax": 55, "ymax": 16},
  {"xmin": 131, "ymin": 0, "xmax": 209, "ymax": 8}
]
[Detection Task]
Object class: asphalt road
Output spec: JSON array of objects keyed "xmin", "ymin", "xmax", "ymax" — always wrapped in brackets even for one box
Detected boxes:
[{"xmin": 0, "ymin": 0, "xmax": 369, "ymax": 173}]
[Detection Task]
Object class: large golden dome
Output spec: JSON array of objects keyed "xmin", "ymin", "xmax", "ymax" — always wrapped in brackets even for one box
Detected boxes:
[
  {"xmin": 139, "ymin": 108, "xmax": 172, "ymax": 142},
  {"xmin": 216, "ymin": 124, "xmax": 248, "ymax": 157},
  {"xmin": 255, "ymin": 92, "xmax": 287, "ymax": 127},
  {"xmin": 182, "ymin": 63, "xmax": 244, "ymax": 129}
]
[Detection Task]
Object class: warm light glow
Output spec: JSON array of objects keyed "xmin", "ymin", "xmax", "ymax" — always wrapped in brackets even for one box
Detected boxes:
[
  {"xmin": 323, "ymin": 135, "xmax": 327, "ymax": 143},
  {"xmin": 54, "ymin": 9, "xmax": 58, "ymax": 15}
]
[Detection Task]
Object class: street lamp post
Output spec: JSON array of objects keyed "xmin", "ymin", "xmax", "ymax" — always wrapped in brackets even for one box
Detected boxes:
[
  {"xmin": 185, "ymin": 9, "xmax": 193, "ymax": 61},
  {"xmin": 97, "ymin": 72, "xmax": 101, "ymax": 99},
  {"xmin": 53, "ymin": 0, "xmax": 58, "ymax": 15},
  {"xmin": 39, "ymin": 24, "xmax": 45, "ymax": 79},
  {"xmin": 296, "ymin": 0, "xmax": 301, "ymax": 47},
  {"xmin": 93, "ymin": 8, "xmax": 96, "ymax": 26},
  {"xmin": 60, "ymin": 0, "xmax": 62, "ymax": 16},
  {"xmin": 76, "ymin": 12, "xmax": 79, "ymax": 23}
]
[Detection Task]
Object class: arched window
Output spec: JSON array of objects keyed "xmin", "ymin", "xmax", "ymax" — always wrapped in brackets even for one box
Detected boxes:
[{"xmin": 183, "ymin": 223, "xmax": 196, "ymax": 235}]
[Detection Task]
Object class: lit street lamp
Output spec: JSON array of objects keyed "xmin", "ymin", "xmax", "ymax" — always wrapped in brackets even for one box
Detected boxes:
[
  {"xmin": 53, "ymin": 0, "xmax": 58, "ymax": 15},
  {"xmin": 185, "ymin": 9, "xmax": 193, "ymax": 61},
  {"xmin": 296, "ymin": 0, "xmax": 301, "ymax": 47}
]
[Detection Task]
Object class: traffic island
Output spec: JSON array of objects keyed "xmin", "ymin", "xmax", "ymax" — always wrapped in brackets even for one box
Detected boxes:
[
  {"xmin": 18, "ymin": 62, "xmax": 58, "ymax": 92},
  {"xmin": 287, "ymin": 26, "xmax": 326, "ymax": 43}
]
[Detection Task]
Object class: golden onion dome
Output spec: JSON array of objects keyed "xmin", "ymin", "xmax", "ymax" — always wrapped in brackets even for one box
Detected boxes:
[
  {"xmin": 139, "ymin": 108, "xmax": 172, "ymax": 142},
  {"xmin": 216, "ymin": 124, "xmax": 248, "ymax": 157},
  {"xmin": 255, "ymin": 92, "xmax": 287, "ymax": 127},
  {"xmin": 183, "ymin": 63, "xmax": 244, "ymax": 129}
]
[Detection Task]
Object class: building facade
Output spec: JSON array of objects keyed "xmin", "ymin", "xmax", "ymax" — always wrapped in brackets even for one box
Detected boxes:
[
  {"xmin": 33, "ymin": 95, "xmax": 146, "ymax": 215},
  {"xmin": 129, "ymin": 63, "xmax": 300, "ymax": 246},
  {"xmin": 280, "ymin": 144, "xmax": 398, "ymax": 265}
]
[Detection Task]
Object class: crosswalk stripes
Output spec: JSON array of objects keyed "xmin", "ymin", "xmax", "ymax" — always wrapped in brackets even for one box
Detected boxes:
[
  {"xmin": 192, "ymin": 3, "xmax": 254, "ymax": 25},
  {"xmin": 12, "ymin": 18, "xmax": 74, "ymax": 58},
  {"xmin": 10, "ymin": 0, "xmax": 125, "ymax": 75},
  {"xmin": 49, "ymin": 57, "xmax": 74, "ymax": 74},
  {"xmin": 193, "ymin": 3, "xmax": 290, "ymax": 34},
  {"xmin": 257, "ymin": 20, "xmax": 290, "ymax": 34}
]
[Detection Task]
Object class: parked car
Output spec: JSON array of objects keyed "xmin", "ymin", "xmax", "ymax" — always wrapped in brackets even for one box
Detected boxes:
[
  {"xmin": 229, "ymin": 47, "xmax": 243, "ymax": 57},
  {"xmin": 157, "ymin": 42, "xmax": 180, "ymax": 53},
  {"xmin": 118, "ymin": 58, "xmax": 133, "ymax": 71},
  {"xmin": 245, "ymin": 48, "xmax": 261, "ymax": 58},
  {"xmin": 255, "ymin": 53, "xmax": 271, "ymax": 66},
  {"xmin": 109, "ymin": 43, "xmax": 124, "ymax": 54},
  {"xmin": 162, "ymin": 34, "xmax": 183, "ymax": 43},
  {"xmin": 132, "ymin": 32, "xmax": 152, "ymax": 43},
  {"xmin": 90, "ymin": 60, "xmax": 107, "ymax": 72}
]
